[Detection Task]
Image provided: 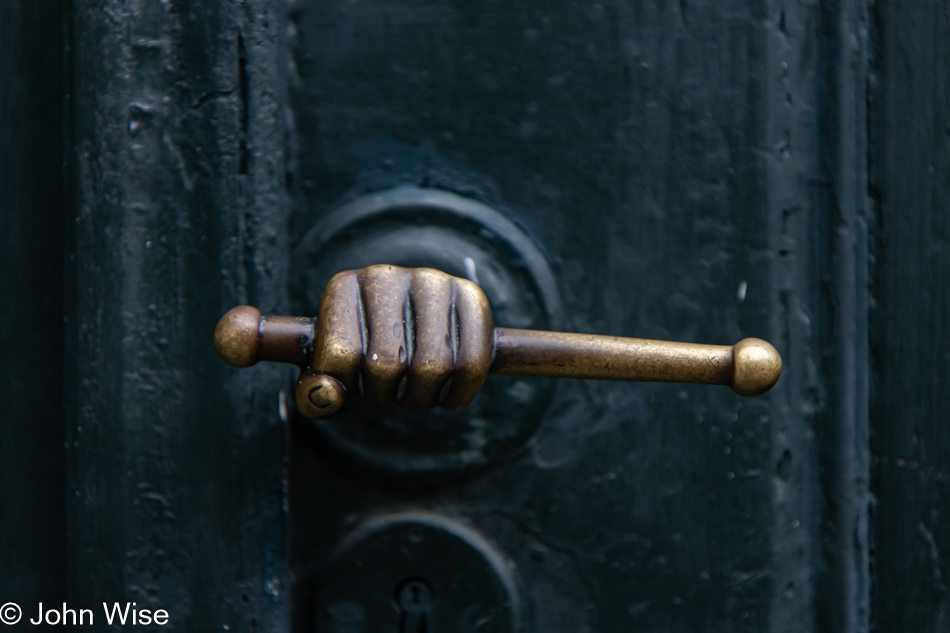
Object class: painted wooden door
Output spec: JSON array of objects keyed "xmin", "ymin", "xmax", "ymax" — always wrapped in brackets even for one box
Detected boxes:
[{"xmin": 2, "ymin": 1, "xmax": 948, "ymax": 632}]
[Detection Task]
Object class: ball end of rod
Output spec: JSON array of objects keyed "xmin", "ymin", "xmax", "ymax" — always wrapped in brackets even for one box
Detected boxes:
[
  {"xmin": 730, "ymin": 338, "xmax": 782, "ymax": 396},
  {"xmin": 214, "ymin": 305, "xmax": 262, "ymax": 368}
]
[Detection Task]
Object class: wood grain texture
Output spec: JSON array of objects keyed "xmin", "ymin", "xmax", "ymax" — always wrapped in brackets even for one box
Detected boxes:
[
  {"xmin": 67, "ymin": 1, "xmax": 291, "ymax": 630},
  {"xmin": 869, "ymin": 1, "xmax": 950, "ymax": 631}
]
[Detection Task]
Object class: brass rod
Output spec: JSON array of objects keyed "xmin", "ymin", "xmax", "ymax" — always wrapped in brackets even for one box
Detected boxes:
[
  {"xmin": 491, "ymin": 327, "xmax": 732, "ymax": 384},
  {"xmin": 259, "ymin": 315, "xmax": 314, "ymax": 366},
  {"xmin": 216, "ymin": 305, "xmax": 781, "ymax": 399},
  {"xmin": 214, "ymin": 307, "xmax": 314, "ymax": 368},
  {"xmin": 490, "ymin": 328, "xmax": 781, "ymax": 396}
]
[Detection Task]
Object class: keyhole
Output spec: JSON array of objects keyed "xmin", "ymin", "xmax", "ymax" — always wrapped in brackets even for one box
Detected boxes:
[
  {"xmin": 400, "ymin": 580, "xmax": 432, "ymax": 613},
  {"xmin": 396, "ymin": 579, "xmax": 433, "ymax": 632}
]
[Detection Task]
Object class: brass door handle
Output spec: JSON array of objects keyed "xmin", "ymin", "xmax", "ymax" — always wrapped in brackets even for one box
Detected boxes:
[{"xmin": 215, "ymin": 265, "xmax": 782, "ymax": 419}]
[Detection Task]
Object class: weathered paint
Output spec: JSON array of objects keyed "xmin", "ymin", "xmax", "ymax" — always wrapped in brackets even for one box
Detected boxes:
[
  {"xmin": 287, "ymin": 1, "xmax": 862, "ymax": 631},
  {"xmin": 66, "ymin": 1, "xmax": 291, "ymax": 631},
  {"xmin": 869, "ymin": 2, "xmax": 950, "ymax": 632},
  {"xmin": 3, "ymin": 0, "xmax": 947, "ymax": 631}
]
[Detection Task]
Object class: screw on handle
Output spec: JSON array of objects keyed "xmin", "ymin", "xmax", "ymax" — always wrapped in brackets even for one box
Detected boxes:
[{"xmin": 214, "ymin": 266, "xmax": 782, "ymax": 419}]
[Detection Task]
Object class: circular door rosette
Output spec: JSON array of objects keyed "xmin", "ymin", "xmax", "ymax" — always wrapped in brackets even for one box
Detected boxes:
[
  {"xmin": 314, "ymin": 511, "xmax": 524, "ymax": 632},
  {"xmin": 292, "ymin": 186, "xmax": 562, "ymax": 481}
]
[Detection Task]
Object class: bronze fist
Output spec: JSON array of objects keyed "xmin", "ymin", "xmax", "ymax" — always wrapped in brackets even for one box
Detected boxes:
[{"xmin": 304, "ymin": 265, "xmax": 493, "ymax": 417}]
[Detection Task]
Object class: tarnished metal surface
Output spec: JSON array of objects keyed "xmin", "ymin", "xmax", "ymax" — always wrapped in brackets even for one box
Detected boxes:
[
  {"xmin": 215, "ymin": 265, "xmax": 781, "ymax": 418},
  {"xmin": 493, "ymin": 329, "xmax": 781, "ymax": 397},
  {"xmin": 288, "ymin": 186, "xmax": 562, "ymax": 478}
]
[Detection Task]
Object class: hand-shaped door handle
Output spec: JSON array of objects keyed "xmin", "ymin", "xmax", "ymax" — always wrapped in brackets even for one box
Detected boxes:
[{"xmin": 215, "ymin": 265, "xmax": 782, "ymax": 419}]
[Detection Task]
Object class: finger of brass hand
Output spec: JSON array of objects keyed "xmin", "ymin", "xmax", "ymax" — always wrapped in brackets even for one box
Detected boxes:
[{"xmin": 214, "ymin": 265, "xmax": 782, "ymax": 419}]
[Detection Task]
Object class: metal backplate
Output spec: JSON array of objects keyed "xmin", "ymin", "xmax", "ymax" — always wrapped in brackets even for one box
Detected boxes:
[
  {"xmin": 291, "ymin": 186, "xmax": 562, "ymax": 481},
  {"xmin": 314, "ymin": 511, "xmax": 524, "ymax": 633}
]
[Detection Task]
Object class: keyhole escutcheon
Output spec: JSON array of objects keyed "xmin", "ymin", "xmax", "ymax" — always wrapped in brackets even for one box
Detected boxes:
[{"xmin": 397, "ymin": 579, "xmax": 434, "ymax": 632}]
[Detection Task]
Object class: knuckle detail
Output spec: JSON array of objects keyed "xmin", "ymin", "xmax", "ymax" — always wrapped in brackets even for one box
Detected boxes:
[
  {"xmin": 313, "ymin": 266, "xmax": 495, "ymax": 412},
  {"xmin": 441, "ymin": 277, "xmax": 493, "ymax": 409},
  {"xmin": 359, "ymin": 265, "xmax": 411, "ymax": 404},
  {"xmin": 314, "ymin": 271, "xmax": 363, "ymax": 392},
  {"xmin": 399, "ymin": 268, "xmax": 456, "ymax": 409}
]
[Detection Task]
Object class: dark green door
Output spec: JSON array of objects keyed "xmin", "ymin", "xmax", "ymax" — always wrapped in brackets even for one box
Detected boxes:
[
  {"xmin": 3, "ymin": 1, "xmax": 949, "ymax": 632},
  {"xmin": 287, "ymin": 3, "xmax": 812, "ymax": 632}
]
